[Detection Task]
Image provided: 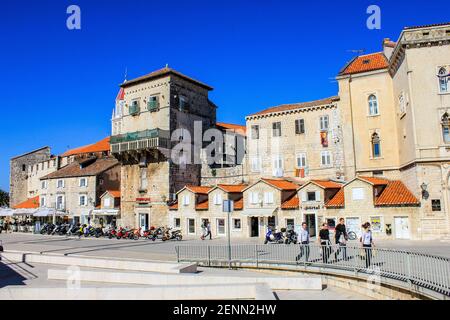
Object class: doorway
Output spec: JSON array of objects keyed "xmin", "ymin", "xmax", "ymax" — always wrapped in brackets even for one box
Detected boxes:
[
  {"xmin": 139, "ymin": 213, "xmax": 149, "ymax": 231},
  {"xmin": 304, "ymin": 214, "xmax": 316, "ymax": 237},
  {"xmin": 394, "ymin": 217, "xmax": 410, "ymax": 239},
  {"xmin": 250, "ymin": 217, "xmax": 259, "ymax": 237}
]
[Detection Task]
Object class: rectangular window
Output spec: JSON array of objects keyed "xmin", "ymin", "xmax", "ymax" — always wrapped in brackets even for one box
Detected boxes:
[
  {"xmin": 217, "ymin": 218, "xmax": 225, "ymax": 235},
  {"xmin": 295, "ymin": 119, "xmax": 305, "ymax": 134},
  {"xmin": 57, "ymin": 179, "xmax": 64, "ymax": 188},
  {"xmin": 432, "ymin": 199, "xmax": 441, "ymax": 211},
  {"xmin": 233, "ymin": 218, "xmax": 241, "ymax": 230},
  {"xmin": 286, "ymin": 218, "xmax": 295, "ymax": 230},
  {"xmin": 147, "ymin": 95, "xmax": 159, "ymax": 111},
  {"xmin": 79, "ymin": 195, "xmax": 87, "ymax": 206},
  {"xmin": 174, "ymin": 218, "xmax": 181, "ymax": 228},
  {"xmin": 187, "ymin": 218, "xmax": 195, "ymax": 234},
  {"xmin": 320, "ymin": 116, "xmax": 329, "ymax": 131},
  {"xmin": 182, "ymin": 195, "xmax": 190, "ymax": 206},
  {"xmin": 40, "ymin": 196, "xmax": 46, "ymax": 207},
  {"xmin": 272, "ymin": 155, "xmax": 283, "ymax": 177},
  {"xmin": 79, "ymin": 178, "xmax": 87, "ymax": 187},
  {"xmin": 104, "ymin": 198, "xmax": 111, "ymax": 207},
  {"xmin": 296, "ymin": 153, "xmax": 307, "ymax": 168},
  {"xmin": 56, "ymin": 196, "xmax": 64, "ymax": 210},
  {"xmin": 307, "ymin": 192, "xmax": 316, "ymax": 202},
  {"xmin": 139, "ymin": 168, "xmax": 148, "ymax": 191},
  {"xmin": 179, "ymin": 96, "xmax": 188, "ymax": 111},
  {"xmin": 41, "ymin": 180, "xmax": 48, "ymax": 189},
  {"xmin": 352, "ymin": 188, "xmax": 365, "ymax": 200},
  {"xmin": 251, "ymin": 157, "xmax": 261, "ymax": 172},
  {"xmin": 264, "ymin": 192, "xmax": 274, "ymax": 204},
  {"xmin": 251, "ymin": 125, "xmax": 260, "ymax": 139},
  {"xmin": 272, "ymin": 122, "xmax": 281, "ymax": 137},
  {"xmin": 320, "ymin": 151, "xmax": 332, "ymax": 167},
  {"xmin": 129, "ymin": 100, "xmax": 140, "ymax": 115},
  {"xmin": 249, "ymin": 192, "xmax": 259, "ymax": 205},
  {"xmin": 213, "ymin": 193, "xmax": 222, "ymax": 205}
]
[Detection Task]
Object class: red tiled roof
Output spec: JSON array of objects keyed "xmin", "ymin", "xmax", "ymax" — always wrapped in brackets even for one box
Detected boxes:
[
  {"xmin": 106, "ymin": 190, "xmax": 120, "ymax": 198},
  {"xmin": 13, "ymin": 196, "xmax": 39, "ymax": 209},
  {"xmin": 234, "ymin": 197, "xmax": 243, "ymax": 210},
  {"xmin": 195, "ymin": 199, "xmax": 209, "ymax": 210},
  {"xmin": 325, "ymin": 189, "xmax": 345, "ymax": 208},
  {"xmin": 121, "ymin": 67, "xmax": 213, "ymax": 90},
  {"xmin": 375, "ymin": 181, "xmax": 420, "ymax": 206},
  {"xmin": 41, "ymin": 158, "xmax": 119, "ymax": 180},
  {"xmin": 216, "ymin": 184, "xmax": 248, "ymax": 193},
  {"xmin": 281, "ymin": 194, "xmax": 299, "ymax": 210},
  {"xmin": 216, "ymin": 122, "xmax": 246, "ymax": 134},
  {"xmin": 261, "ymin": 178, "xmax": 299, "ymax": 191},
  {"xmin": 248, "ymin": 96, "xmax": 339, "ymax": 117},
  {"xmin": 311, "ymin": 180, "xmax": 343, "ymax": 189},
  {"xmin": 61, "ymin": 137, "xmax": 110, "ymax": 157},
  {"xmin": 169, "ymin": 202, "xmax": 178, "ymax": 210},
  {"xmin": 185, "ymin": 185, "xmax": 213, "ymax": 194},
  {"xmin": 340, "ymin": 52, "xmax": 389, "ymax": 75},
  {"xmin": 116, "ymin": 88, "xmax": 125, "ymax": 101},
  {"xmin": 358, "ymin": 176, "xmax": 389, "ymax": 186}
]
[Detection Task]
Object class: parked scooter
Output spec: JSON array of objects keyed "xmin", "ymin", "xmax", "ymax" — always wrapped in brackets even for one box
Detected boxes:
[
  {"xmin": 162, "ymin": 228, "xmax": 183, "ymax": 241},
  {"xmin": 285, "ymin": 228, "xmax": 298, "ymax": 244},
  {"xmin": 264, "ymin": 227, "xmax": 285, "ymax": 244}
]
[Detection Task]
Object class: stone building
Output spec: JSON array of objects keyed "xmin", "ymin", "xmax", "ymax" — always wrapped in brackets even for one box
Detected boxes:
[
  {"xmin": 9, "ymin": 146, "xmax": 51, "ymax": 207},
  {"xmin": 110, "ymin": 67, "xmax": 217, "ymax": 230},
  {"xmin": 337, "ymin": 22, "xmax": 450, "ymax": 239},
  {"xmin": 40, "ymin": 157, "xmax": 120, "ymax": 224},
  {"xmin": 245, "ymin": 96, "xmax": 346, "ymax": 184}
]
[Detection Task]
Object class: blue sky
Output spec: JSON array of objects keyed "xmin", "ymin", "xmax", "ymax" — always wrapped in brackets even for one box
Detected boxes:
[{"xmin": 0, "ymin": 0, "xmax": 448, "ymax": 191}]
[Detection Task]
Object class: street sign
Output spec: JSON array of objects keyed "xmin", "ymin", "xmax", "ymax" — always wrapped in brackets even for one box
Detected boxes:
[{"xmin": 223, "ymin": 200, "xmax": 234, "ymax": 213}]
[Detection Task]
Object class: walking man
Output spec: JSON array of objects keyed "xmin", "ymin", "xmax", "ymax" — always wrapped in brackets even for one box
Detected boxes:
[
  {"xmin": 206, "ymin": 222, "xmax": 212, "ymax": 240},
  {"xmin": 296, "ymin": 222, "xmax": 310, "ymax": 262},
  {"xmin": 334, "ymin": 218, "xmax": 348, "ymax": 261}
]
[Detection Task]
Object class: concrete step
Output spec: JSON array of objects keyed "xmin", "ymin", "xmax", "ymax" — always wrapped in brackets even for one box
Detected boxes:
[
  {"xmin": 47, "ymin": 268, "xmax": 323, "ymax": 290},
  {"xmin": 0, "ymin": 251, "xmax": 196, "ymax": 274},
  {"xmin": 0, "ymin": 283, "xmax": 275, "ymax": 300}
]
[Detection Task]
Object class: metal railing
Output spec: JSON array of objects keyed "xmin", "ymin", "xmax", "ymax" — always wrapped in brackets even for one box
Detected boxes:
[{"xmin": 175, "ymin": 244, "xmax": 450, "ymax": 298}]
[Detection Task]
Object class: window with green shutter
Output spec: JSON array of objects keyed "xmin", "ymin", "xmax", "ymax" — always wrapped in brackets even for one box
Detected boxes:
[
  {"xmin": 129, "ymin": 101, "xmax": 140, "ymax": 115},
  {"xmin": 147, "ymin": 96, "xmax": 159, "ymax": 112}
]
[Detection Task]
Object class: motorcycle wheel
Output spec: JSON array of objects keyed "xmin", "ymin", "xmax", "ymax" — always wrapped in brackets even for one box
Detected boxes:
[
  {"xmin": 133, "ymin": 235, "xmax": 139, "ymax": 240},
  {"xmin": 117, "ymin": 235, "xmax": 121, "ymax": 240},
  {"xmin": 264, "ymin": 239, "xmax": 268, "ymax": 244},
  {"xmin": 176, "ymin": 235, "xmax": 182, "ymax": 241},
  {"xmin": 162, "ymin": 237, "xmax": 167, "ymax": 241}
]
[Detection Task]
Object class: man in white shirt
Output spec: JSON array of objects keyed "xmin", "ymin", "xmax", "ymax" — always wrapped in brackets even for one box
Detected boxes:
[{"xmin": 296, "ymin": 222, "xmax": 310, "ymax": 262}]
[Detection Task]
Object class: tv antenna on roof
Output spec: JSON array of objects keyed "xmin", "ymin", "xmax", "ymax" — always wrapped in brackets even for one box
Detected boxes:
[{"xmin": 124, "ymin": 67, "xmax": 128, "ymax": 83}]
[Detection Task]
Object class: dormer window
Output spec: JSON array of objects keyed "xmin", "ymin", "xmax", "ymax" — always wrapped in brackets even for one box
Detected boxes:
[
  {"xmin": 438, "ymin": 67, "xmax": 449, "ymax": 93},
  {"xmin": 362, "ymin": 59, "xmax": 370, "ymax": 64}
]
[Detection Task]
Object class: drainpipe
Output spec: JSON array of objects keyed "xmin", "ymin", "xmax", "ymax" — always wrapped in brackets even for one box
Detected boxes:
[{"xmin": 347, "ymin": 76, "xmax": 358, "ymax": 177}]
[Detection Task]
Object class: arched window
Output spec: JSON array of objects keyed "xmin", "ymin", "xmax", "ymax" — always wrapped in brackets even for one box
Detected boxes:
[
  {"xmin": 442, "ymin": 113, "xmax": 450, "ymax": 143},
  {"xmin": 438, "ymin": 67, "xmax": 448, "ymax": 93},
  {"xmin": 368, "ymin": 94, "xmax": 379, "ymax": 115},
  {"xmin": 371, "ymin": 133, "xmax": 381, "ymax": 158}
]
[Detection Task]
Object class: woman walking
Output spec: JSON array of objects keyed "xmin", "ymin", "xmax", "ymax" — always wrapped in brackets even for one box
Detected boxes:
[
  {"xmin": 360, "ymin": 222, "xmax": 374, "ymax": 268},
  {"xmin": 318, "ymin": 223, "xmax": 331, "ymax": 264}
]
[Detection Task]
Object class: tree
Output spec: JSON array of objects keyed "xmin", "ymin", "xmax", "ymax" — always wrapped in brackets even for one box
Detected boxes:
[{"xmin": 0, "ymin": 189, "xmax": 9, "ymax": 207}]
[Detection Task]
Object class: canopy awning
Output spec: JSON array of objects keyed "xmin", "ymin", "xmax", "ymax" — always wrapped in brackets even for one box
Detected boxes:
[
  {"xmin": 33, "ymin": 208, "xmax": 67, "ymax": 217},
  {"xmin": 92, "ymin": 209, "xmax": 119, "ymax": 216},
  {"xmin": 241, "ymin": 208, "xmax": 277, "ymax": 217},
  {"xmin": 0, "ymin": 208, "xmax": 14, "ymax": 217},
  {"xmin": 13, "ymin": 208, "xmax": 38, "ymax": 216}
]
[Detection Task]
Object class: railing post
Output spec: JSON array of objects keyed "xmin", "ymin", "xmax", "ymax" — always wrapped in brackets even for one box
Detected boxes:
[
  {"xmin": 208, "ymin": 245, "xmax": 211, "ymax": 267},
  {"xmin": 175, "ymin": 246, "xmax": 180, "ymax": 263},
  {"xmin": 255, "ymin": 244, "xmax": 259, "ymax": 268},
  {"xmin": 406, "ymin": 252, "xmax": 412, "ymax": 290}
]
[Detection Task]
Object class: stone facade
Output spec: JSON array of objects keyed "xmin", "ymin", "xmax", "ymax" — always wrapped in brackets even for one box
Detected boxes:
[{"xmin": 9, "ymin": 147, "xmax": 51, "ymax": 207}]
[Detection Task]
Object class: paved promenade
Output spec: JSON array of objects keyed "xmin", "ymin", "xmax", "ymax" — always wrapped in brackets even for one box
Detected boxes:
[{"xmin": 1, "ymin": 233, "xmax": 450, "ymax": 259}]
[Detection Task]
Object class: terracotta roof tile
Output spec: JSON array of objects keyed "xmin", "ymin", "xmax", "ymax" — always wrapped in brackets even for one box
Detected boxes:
[
  {"xmin": 325, "ymin": 189, "xmax": 345, "ymax": 208},
  {"xmin": 216, "ymin": 122, "xmax": 246, "ymax": 134},
  {"xmin": 121, "ymin": 67, "xmax": 213, "ymax": 90},
  {"xmin": 248, "ymin": 96, "xmax": 339, "ymax": 117},
  {"xmin": 195, "ymin": 199, "xmax": 209, "ymax": 210},
  {"xmin": 375, "ymin": 181, "xmax": 420, "ymax": 206},
  {"xmin": 311, "ymin": 180, "xmax": 343, "ymax": 189},
  {"xmin": 262, "ymin": 178, "xmax": 299, "ymax": 191},
  {"xmin": 106, "ymin": 190, "xmax": 121, "ymax": 198},
  {"xmin": 186, "ymin": 185, "xmax": 213, "ymax": 194},
  {"xmin": 41, "ymin": 158, "xmax": 119, "ymax": 180},
  {"xmin": 13, "ymin": 196, "xmax": 39, "ymax": 209},
  {"xmin": 216, "ymin": 184, "xmax": 248, "ymax": 193},
  {"xmin": 404, "ymin": 22, "xmax": 450, "ymax": 30},
  {"xmin": 358, "ymin": 176, "xmax": 390, "ymax": 185},
  {"xmin": 61, "ymin": 137, "xmax": 110, "ymax": 157},
  {"xmin": 340, "ymin": 52, "xmax": 388, "ymax": 75},
  {"xmin": 169, "ymin": 202, "xmax": 178, "ymax": 210},
  {"xmin": 281, "ymin": 194, "xmax": 299, "ymax": 210}
]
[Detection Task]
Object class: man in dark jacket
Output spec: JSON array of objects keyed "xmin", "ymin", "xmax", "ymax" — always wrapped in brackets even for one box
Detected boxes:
[{"xmin": 334, "ymin": 218, "xmax": 348, "ymax": 261}]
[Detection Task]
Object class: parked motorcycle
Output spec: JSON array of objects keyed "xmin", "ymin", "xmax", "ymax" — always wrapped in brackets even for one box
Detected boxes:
[
  {"xmin": 285, "ymin": 228, "xmax": 298, "ymax": 244},
  {"xmin": 66, "ymin": 224, "xmax": 80, "ymax": 236},
  {"xmin": 162, "ymin": 228, "xmax": 183, "ymax": 241},
  {"xmin": 264, "ymin": 227, "xmax": 285, "ymax": 244}
]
